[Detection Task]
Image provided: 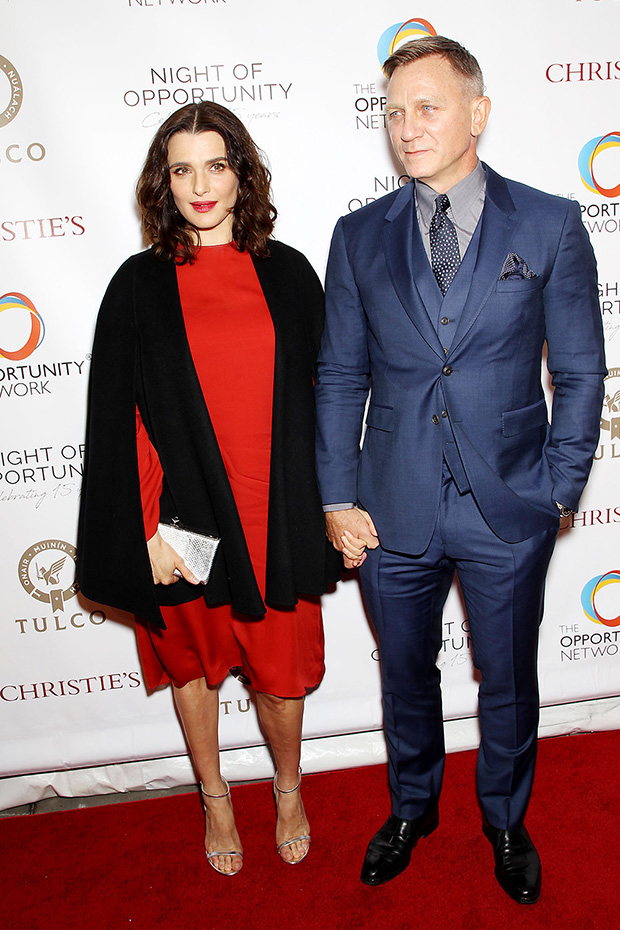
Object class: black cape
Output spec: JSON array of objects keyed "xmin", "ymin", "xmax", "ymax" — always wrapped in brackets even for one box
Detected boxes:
[{"xmin": 77, "ymin": 241, "xmax": 341, "ymax": 629}]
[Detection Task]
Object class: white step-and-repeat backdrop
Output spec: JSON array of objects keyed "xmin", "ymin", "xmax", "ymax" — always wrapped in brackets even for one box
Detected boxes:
[{"xmin": 2, "ymin": 0, "xmax": 620, "ymax": 807}]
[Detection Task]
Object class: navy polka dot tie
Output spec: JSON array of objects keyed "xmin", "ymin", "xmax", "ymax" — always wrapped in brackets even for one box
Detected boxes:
[{"xmin": 430, "ymin": 194, "xmax": 460, "ymax": 295}]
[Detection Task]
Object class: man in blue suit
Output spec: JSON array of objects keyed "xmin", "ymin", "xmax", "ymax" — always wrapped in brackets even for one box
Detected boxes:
[{"xmin": 315, "ymin": 36, "xmax": 606, "ymax": 903}]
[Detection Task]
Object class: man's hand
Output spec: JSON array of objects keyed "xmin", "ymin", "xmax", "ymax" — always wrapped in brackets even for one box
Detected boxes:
[
  {"xmin": 325, "ymin": 507, "xmax": 379, "ymax": 569},
  {"xmin": 146, "ymin": 531, "xmax": 200, "ymax": 585}
]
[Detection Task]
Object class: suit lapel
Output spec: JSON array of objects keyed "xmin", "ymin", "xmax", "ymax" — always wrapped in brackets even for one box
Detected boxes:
[
  {"xmin": 382, "ymin": 183, "xmax": 445, "ymax": 359},
  {"xmin": 410, "ymin": 207, "xmax": 443, "ymax": 314},
  {"xmin": 449, "ymin": 165, "xmax": 517, "ymax": 354}
]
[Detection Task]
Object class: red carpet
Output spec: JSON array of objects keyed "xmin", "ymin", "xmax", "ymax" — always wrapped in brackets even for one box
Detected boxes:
[{"xmin": 2, "ymin": 730, "xmax": 619, "ymax": 930}]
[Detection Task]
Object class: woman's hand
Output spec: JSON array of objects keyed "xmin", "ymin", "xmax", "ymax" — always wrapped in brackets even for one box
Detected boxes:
[
  {"xmin": 146, "ymin": 531, "xmax": 200, "ymax": 585},
  {"xmin": 341, "ymin": 529, "xmax": 371, "ymax": 568}
]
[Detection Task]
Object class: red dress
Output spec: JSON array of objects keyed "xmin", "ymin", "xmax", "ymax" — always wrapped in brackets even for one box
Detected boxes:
[{"xmin": 134, "ymin": 245, "xmax": 324, "ymax": 697}]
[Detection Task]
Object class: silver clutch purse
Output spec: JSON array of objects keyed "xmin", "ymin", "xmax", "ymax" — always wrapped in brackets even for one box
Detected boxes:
[{"xmin": 157, "ymin": 519, "xmax": 220, "ymax": 585}]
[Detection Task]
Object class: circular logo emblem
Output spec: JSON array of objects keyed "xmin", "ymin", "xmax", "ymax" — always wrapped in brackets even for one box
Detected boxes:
[
  {"xmin": 377, "ymin": 18, "xmax": 437, "ymax": 67},
  {"xmin": 0, "ymin": 55, "xmax": 23, "ymax": 128},
  {"xmin": 601, "ymin": 367, "xmax": 620, "ymax": 443},
  {"xmin": 578, "ymin": 132, "xmax": 620, "ymax": 198},
  {"xmin": 581, "ymin": 570, "xmax": 620, "ymax": 627},
  {"xmin": 18, "ymin": 540, "xmax": 78, "ymax": 612},
  {"xmin": 0, "ymin": 292, "xmax": 45, "ymax": 360}
]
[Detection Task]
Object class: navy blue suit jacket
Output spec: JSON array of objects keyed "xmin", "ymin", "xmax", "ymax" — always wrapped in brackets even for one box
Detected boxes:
[{"xmin": 315, "ymin": 165, "xmax": 606, "ymax": 550}]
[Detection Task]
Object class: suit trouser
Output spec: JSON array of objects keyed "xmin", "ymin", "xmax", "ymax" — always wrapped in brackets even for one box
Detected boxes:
[{"xmin": 358, "ymin": 467, "xmax": 559, "ymax": 830}]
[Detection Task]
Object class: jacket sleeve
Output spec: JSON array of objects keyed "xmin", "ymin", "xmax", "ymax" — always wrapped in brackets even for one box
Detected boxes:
[
  {"xmin": 77, "ymin": 257, "xmax": 161, "ymax": 624},
  {"xmin": 543, "ymin": 200, "xmax": 607, "ymax": 511},
  {"xmin": 314, "ymin": 217, "xmax": 371, "ymax": 506}
]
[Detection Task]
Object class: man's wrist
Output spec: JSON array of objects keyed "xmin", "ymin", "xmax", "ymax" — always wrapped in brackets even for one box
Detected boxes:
[
  {"xmin": 323, "ymin": 502, "xmax": 355, "ymax": 512},
  {"xmin": 555, "ymin": 501, "xmax": 574, "ymax": 518}
]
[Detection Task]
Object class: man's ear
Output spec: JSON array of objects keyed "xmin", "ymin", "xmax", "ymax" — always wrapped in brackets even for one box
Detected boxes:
[{"xmin": 471, "ymin": 96, "xmax": 491, "ymax": 138}]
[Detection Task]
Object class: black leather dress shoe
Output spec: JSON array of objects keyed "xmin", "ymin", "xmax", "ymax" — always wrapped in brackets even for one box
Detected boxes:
[
  {"xmin": 483, "ymin": 821, "xmax": 541, "ymax": 904},
  {"xmin": 360, "ymin": 805, "xmax": 439, "ymax": 886}
]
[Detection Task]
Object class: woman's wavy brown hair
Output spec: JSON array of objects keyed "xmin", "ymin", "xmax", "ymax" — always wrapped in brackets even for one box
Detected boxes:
[{"xmin": 136, "ymin": 102, "xmax": 277, "ymax": 262}]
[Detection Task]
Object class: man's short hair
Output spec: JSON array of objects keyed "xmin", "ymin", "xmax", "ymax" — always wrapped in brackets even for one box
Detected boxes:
[{"xmin": 383, "ymin": 35, "xmax": 485, "ymax": 98}]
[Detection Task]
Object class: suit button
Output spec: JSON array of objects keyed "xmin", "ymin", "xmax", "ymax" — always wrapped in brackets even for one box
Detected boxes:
[
  {"xmin": 442, "ymin": 365, "xmax": 453, "ymax": 376},
  {"xmin": 441, "ymin": 410, "xmax": 448, "ymax": 418},
  {"xmin": 431, "ymin": 414, "xmax": 440, "ymax": 424},
  {"xmin": 440, "ymin": 317, "xmax": 449, "ymax": 325}
]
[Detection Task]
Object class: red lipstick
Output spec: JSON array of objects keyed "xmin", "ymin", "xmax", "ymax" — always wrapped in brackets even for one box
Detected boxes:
[{"xmin": 191, "ymin": 201, "xmax": 216, "ymax": 213}]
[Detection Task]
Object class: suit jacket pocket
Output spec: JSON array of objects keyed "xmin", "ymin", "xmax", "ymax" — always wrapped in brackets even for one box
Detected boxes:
[
  {"xmin": 366, "ymin": 403, "xmax": 394, "ymax": 431},
  {"xmin": 502, "ymin": 398, "xmax": 548, "ymax": 438},
  {"xmin": 495, "ymin": 276, "xmax": 544, "ymax": 293}
]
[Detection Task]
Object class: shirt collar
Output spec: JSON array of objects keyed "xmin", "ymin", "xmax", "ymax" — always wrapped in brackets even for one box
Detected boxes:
[{"xmin": 415, "ymin": 161, "xmax": 486, "ymax": 235}]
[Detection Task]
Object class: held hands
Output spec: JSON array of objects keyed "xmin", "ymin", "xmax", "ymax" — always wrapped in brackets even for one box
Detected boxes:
[
  {"xmin": 325, "ymin": 507, "xmax": 380, "ymax": 569},
  {"xmin": 146, "ymin": 531, "xmax": 200, "ymax": 585}
]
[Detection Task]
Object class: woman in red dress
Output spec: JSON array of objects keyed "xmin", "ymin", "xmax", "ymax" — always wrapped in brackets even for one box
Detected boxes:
[{"xmin": 77, "ymin": 103, "xmax": 341, "ymax": 876}]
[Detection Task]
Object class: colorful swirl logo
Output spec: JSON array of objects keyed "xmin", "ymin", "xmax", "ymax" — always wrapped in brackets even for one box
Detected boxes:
[
  {"xmin": 377, "ymin": 18, "xmax": 437, "ymax": 67},
  {"xmin": 578, "ymin": 132, "xmax": 620, "ymax": 198},
  {"xmin": 581, "ymin": 570, "xmax": 620, "ymax": 627},
  {"xmin": 0, "ymin": 292, "xmax": 45, "ymax": 361}
]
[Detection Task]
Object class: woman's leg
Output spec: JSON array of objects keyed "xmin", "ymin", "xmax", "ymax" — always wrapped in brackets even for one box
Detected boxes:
[
  {"xmin": 173, "ymin": 677, "xmax": 243, "ymax": 874},
  {"xmin": 255, "ymin": 693, "xmax": 310, "ymax": 862}
]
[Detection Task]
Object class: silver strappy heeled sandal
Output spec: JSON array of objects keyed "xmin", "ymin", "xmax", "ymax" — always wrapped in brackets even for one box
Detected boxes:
[
  {"xmin": 273, "ymin": 767, "xmax": 311, "ymax": 864},
  {"xmin": 200, "ymin": 778, "xmax": 244, "ymax": 876}
]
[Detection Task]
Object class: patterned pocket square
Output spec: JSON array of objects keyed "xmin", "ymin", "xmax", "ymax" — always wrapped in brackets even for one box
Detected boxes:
[{"xmin": 499, "ymin": 252, "xmax": 537, "ymax": 280}]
